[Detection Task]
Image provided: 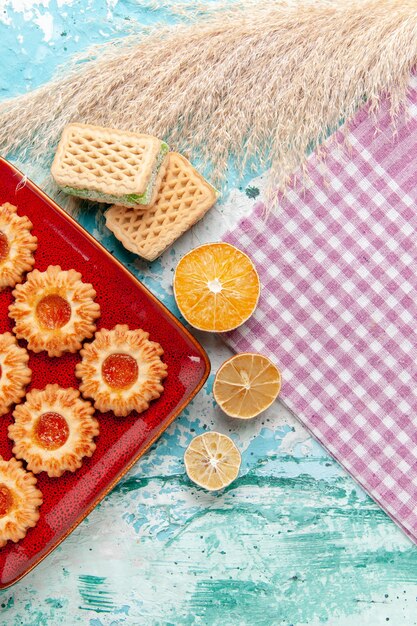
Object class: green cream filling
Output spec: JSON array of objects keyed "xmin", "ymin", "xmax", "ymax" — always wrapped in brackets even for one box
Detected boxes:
[{"xmin": 61, "ymin": 141, "xmax": 169, "ymax": 205}]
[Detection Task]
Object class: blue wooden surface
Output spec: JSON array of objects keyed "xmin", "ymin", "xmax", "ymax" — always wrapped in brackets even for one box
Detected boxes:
[{"xmin": 1, "ymin": 2, "xmax": 417, "ymax": 625}]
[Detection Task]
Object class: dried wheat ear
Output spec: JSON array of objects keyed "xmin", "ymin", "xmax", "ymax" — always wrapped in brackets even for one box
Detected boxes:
[{"xmin": 0, "ymin": 0, "xmax": 415, "ymax": 202}]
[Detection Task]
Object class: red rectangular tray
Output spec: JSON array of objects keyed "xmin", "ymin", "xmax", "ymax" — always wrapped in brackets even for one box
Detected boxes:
[{"xmin": 0, "ymin": 158, "xmax": 210, "ymax": 588}]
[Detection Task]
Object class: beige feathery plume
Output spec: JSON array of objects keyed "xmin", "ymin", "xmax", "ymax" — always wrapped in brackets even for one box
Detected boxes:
[{"xmin": 0, "ymin": 0, "xmax": 416, "ymax": 205}]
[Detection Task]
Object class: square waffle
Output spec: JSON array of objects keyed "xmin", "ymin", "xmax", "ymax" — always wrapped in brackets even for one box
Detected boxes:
[
  {"xmin": 51, "ymin": 123, "xmax": 169, "ymax": 207},
  {"xmin": 105, "ymin": 152, "xmax": 218, "ymax": 261}
]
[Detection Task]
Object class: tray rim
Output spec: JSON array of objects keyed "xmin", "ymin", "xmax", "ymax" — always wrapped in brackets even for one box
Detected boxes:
[{"xmin": 0, "ymin": 157, "xmax": 211, "ymax": 589}]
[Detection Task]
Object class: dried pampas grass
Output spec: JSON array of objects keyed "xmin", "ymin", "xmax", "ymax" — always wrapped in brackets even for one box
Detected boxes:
[{"xmin": 1, "ymin": 0, "xmax": 417, "ymax": 201}]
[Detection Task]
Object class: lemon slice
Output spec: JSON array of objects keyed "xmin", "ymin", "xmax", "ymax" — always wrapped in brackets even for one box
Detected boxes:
[
  {"xmin": 184, "ymin": 432, "xmax": 241, "ymax": 491},
  {"xmin": 173, "ymin": 242, "xmax": 260, "ymax": 332},
  {"xmin": 213, "ymin": 353, "xmax": 281, "ymax": 419}
]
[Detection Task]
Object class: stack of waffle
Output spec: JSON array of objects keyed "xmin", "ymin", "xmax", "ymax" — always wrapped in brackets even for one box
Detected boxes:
[{"xmin": 52, "ymin": 124, "xmax": 218, "ymax": 261}]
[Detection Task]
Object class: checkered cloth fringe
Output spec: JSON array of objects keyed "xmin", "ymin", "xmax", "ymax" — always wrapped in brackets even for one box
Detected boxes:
[{"xmin": 222, "ymin": 75, "xmax": 417, "ymax": 543}]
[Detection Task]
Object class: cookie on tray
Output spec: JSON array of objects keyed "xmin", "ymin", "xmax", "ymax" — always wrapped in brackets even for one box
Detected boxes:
[
  {"xmin": 0, "ymin": 456, "xmax": 42, "ymax": 548},
  {"xmin": 76, "ymin": 324, "xmax": 168, "ymax": 417},
  {"xmin": 0, "ymin": 332, "xmax": 31, "ymax": 417},
  {"xmin": 51, "ymin": 123, "xmax": 169, "ymax": 207},
  {"xmin": 9, "ymin": 265, "xmax": 101, "ymax": 357},
  {"xmin": 9, "ymin": 385, "xmax": 99, "ymax": 478},
  {"xmin": 0, "ymin": 203, "xmax": 37, "ymax": 290},
  {"xmin": 105, "ymin": 152, "xmax": 217, "ymax": 261}
]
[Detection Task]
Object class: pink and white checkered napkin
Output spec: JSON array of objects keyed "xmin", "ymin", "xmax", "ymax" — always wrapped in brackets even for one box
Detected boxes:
[{"xmin": 222, "ymin": 76, "xmax": 417, "ymax": 543}]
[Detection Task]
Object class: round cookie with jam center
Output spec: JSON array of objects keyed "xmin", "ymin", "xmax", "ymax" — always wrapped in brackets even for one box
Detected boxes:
[
  {"xmin": 8, "ymin": 384, "xmax": 99, "ymax": 478},
  {"xmin": 9, "ymin": 265, "xmax": 101, "ymax": 357},
  {"xmin": 0, "ymin": 456, "xmax": 42, "ymax": 547},
  {"xmin": 76, "ymin": 324, "xmax": 168, "ymax": 417},
  {"xmin": 0, "ymin": 332, "xmax": 31, "ymax": 416},
  {"xmin": 0, "ymin": 203, "xmax": 37, "ymax": 290}
]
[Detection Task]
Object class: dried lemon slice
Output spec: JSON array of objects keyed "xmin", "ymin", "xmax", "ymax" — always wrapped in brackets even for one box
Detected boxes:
[
  {"xmin": 173, "ymin": 242, "xmax": 260, "ymax": 332},
  {"xmin": 184, "ymin": 432, "xmax": 241, "ymax": 491},
  {"xmin": 213, "ymin": 353, "xmax": 281, "ymax": 419}
]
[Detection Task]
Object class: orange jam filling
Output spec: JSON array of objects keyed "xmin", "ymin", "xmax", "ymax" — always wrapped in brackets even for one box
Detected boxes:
[
  {"xmin": 0, "ymin": 232, "xmax": 9, "ymax": 262},
  {"xmin": 34, "ymin": 412, "xmax": 70, "ymax": 450},
  {"xmin": 0, "ymin": 484, "xmax": 13, "ymax": 517},
  {"xmin": 102, "ymin": 353, "xmax": 139, "ymax": 390},
  {"xmin": 36, "ymin": 294, "xmax": 71, "ymax": 330}
]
